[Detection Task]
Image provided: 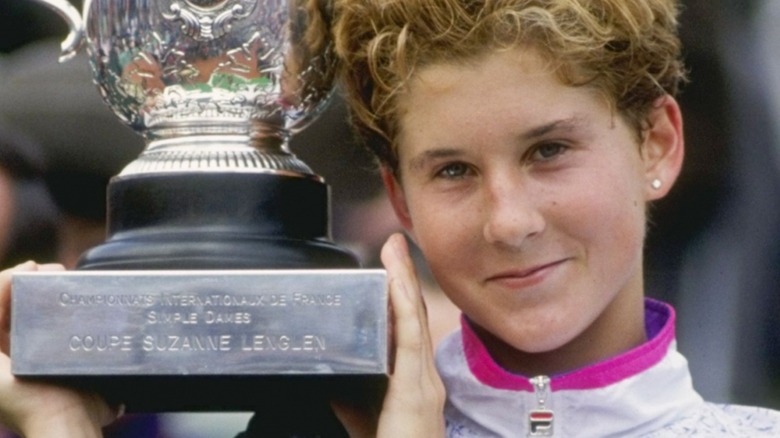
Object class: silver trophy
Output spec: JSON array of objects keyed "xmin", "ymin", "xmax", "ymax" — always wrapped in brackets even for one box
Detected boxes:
[{"xmin": 11, "ymin": 0, "xmax": 388, "ymax": 420}]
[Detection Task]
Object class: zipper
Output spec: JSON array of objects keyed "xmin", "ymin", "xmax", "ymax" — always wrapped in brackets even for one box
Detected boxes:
[{"xmin": 528, "ymin": 375, "xmax": 554, "ymax": 437}]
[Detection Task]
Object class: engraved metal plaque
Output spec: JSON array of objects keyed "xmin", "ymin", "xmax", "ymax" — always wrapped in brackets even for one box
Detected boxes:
[{"xmin": 11, "ymin": 270, "xmax": 387, "ymax": 376}]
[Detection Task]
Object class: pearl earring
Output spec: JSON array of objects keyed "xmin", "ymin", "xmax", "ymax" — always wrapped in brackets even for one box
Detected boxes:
[{"xmin": 651, "ymin": 179, "xmax": 662, "ymax": 190}]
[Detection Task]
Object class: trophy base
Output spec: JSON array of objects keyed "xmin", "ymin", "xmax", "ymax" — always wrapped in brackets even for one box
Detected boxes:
[
  {"xmin": 78, "ymin": 234, "xmax": 359, "ymax": 271},
  {"xmin": 39, "ymin": 375, "xmax": 385, "ymax": 436},
  {"xmin": 11, "ymin": 270, "xmax": 388, "ymax": 414},
  {"xmin": 77, "ymin": 171, "xmax": 359, "ymax": 270},
  {"xmin": 43, "ymin": 375, "xmax": 386, "ymax": 413},
  {"xmin": 11, "ymin": 171, "xmax": 387, "ymax": 423}
]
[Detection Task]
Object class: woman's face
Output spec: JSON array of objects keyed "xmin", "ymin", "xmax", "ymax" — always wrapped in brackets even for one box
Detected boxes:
[{"xmin": 385, "ymin": 48, "xmax": 682, "ymax": 371}]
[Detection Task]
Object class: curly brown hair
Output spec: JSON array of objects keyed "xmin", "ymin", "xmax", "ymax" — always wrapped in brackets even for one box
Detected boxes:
[{"xmin": 333, "ymin": 0, "xmax": 686, "ymax": 170}]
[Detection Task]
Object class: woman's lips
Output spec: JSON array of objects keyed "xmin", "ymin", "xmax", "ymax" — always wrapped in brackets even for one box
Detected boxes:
[{"xmin": 485, "ymin": 259, "xmax": 569, "ymax": 289}]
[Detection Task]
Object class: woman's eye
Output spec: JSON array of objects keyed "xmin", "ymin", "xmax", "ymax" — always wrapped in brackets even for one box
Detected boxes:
[
  {"xmin": 436, "ymin": 162, "xmax": 470, "ymax": 179},
  {"xmin": 532, "ymin": 143, "xmax": 567, "ymax": 161}
]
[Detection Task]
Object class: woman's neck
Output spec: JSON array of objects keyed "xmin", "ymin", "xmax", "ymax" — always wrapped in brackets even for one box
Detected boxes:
[{"xmin": 472, "ymin": 290, "xmax": 647, "ymax": 377}]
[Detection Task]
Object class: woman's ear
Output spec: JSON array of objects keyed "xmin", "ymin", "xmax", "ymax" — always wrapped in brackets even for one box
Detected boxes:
[
  {"xmin": 381, "ymin": 166, "xmax": 414, "ymax": 233},
  {"xmin": 642, "ymin": 95, "xmax": 685, "ymax": 200}
]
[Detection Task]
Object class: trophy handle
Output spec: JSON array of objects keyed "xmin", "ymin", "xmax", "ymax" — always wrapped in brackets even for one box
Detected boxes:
[{"xmin": 28, "ymin": 0, "xmax": 85, "ymax": 62}]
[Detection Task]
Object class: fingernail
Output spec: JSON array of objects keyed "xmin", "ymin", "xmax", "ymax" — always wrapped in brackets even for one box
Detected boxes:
[
  {"xmin": 14, "ymin": 261, "xmax": 36, "ymax": 270},
  {"xmin": 116, "ymin": 403, "xmax": 126, "ymax": 420}
]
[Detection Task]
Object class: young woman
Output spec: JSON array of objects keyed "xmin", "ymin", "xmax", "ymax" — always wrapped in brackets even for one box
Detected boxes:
[
  {"xmin": 331, "ymin": 0, "xmax": 780, "ymax": 435},
  {"xmin": 2, "ymin": 0, "xmax": 780, "ymax": 436}
]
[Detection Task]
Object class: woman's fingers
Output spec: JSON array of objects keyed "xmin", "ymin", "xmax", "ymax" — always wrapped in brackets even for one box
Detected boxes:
[
  {"xmin": 0, "ymin": 354, "xmax": 118, "ymax": 437},
  {"xmin": 381, "ymin": 234, "xmax": 431, "ymax": 374},
  {"xmin": 0, "ymin": 262, "xmax": 116, "ymax": 437},
  {"xmin": 377, "ymin": 234, "xmax": 445, "ymax": 437}
]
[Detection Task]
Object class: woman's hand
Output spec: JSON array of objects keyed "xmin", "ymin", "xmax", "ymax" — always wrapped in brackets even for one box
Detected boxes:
[
  {"xmin": 333, "ymin": 234, "xmax": 446, "ymax": 437},
  {"xmin": 0, "ymin": 262, "xmax": 120, "ymax": 438}
]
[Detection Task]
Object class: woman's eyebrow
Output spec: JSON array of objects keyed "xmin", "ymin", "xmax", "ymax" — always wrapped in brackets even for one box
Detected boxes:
[
  {"xmin": 521, "ymin": 116, "xmax": 586, "ymax": 141},
  {"xmin": 407, "ymin": 148, "xmax": 463, "ymax": 173}
]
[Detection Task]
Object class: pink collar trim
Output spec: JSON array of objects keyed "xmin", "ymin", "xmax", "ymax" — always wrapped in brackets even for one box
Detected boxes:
[{"xmin": 462, "ymin": 298, "xmax": 676, "ymax": 392}]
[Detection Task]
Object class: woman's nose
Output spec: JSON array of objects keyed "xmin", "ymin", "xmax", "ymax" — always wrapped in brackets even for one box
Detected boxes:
[{"xmin": 482, "ymin": 178, "xmax": 545, "ymax": 248}]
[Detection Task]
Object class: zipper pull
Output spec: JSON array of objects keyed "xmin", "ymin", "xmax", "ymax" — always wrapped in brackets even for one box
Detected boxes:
[{"xmin": 528, "ymin": 375, "xmax": 554, "ymax": 437}]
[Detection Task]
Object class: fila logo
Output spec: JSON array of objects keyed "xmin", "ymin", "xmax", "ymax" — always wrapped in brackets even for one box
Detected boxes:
[{"xmin": 528, "ymin": 409, "xmax": 554, "ymax": 436}]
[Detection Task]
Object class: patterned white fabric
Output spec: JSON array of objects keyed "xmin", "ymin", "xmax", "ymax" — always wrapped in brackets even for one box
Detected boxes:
[
  {"xmin": 642, "ymin": 404, "xmax": 780, "ymax": 437},
  {"xmin": 436, "ymin": 301, "xmax": 780, "ymax": 437}
]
